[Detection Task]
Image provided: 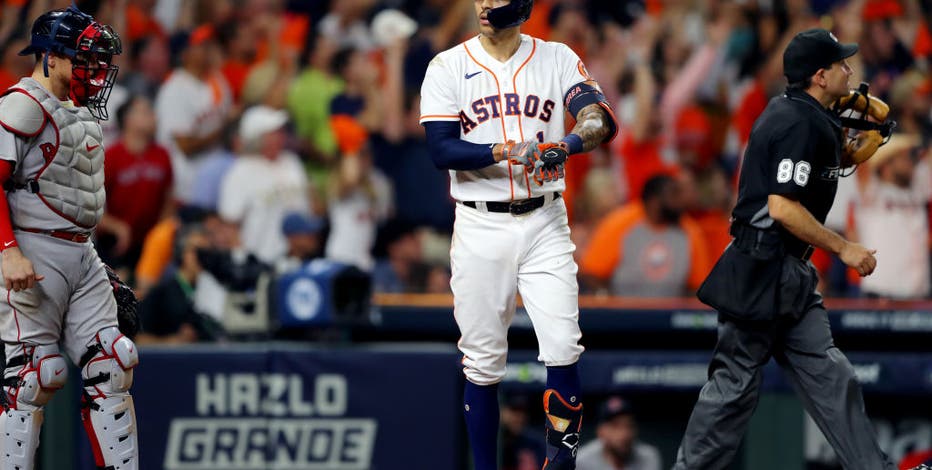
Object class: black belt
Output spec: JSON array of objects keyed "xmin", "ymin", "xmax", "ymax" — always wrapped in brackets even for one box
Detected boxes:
[{"xmin": 463, "ymin": 192, "xmax": 560, "ymax": 216}]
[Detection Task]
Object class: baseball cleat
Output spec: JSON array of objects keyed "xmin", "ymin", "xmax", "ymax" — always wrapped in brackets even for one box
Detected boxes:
[{"xmin": 541, "ymin": 388, "xmax": 582, "ymax": 470}]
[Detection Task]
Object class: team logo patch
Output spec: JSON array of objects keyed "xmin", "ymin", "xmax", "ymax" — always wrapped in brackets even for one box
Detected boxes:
[
  {"xmin": 577, "ymin": 60, "xmax": 593, "ymax": 81},
  {"xmin": 640, "ymin": 240, "xmax": 673, "ymax": 281}
]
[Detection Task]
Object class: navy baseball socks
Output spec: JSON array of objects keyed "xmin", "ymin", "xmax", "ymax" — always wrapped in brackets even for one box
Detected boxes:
[
  {"xmin": 542, "ymin": 364, "xmax": 583, "ymax": 470},
  {"xmin": 464, "ymin": 381, "xmax": 499, "ymax": 470}
]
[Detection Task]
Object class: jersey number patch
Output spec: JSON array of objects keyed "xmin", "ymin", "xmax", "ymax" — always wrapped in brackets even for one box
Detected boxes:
[{"xmin": 776, "ymin": 158, "xmax": 810, "ymax": 187}]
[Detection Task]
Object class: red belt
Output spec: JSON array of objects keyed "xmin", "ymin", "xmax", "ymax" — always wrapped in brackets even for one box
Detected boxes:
[{"xmin": 17, "ymin": 227, "xmax": 91, "ymax": 243}]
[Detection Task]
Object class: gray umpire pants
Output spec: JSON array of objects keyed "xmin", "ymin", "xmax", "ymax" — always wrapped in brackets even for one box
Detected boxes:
[{"xmin": 673, "ymin": 263, "xmax": 895, "ymax": 470}]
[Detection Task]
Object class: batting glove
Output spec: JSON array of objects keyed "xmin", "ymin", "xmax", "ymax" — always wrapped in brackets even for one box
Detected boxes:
[
  {"xmin": 501, "ymin": 140, "xmax": 542, "ymax": 168},
  {"xmin": 531, "ymin": 142, "xmax": 569, "ymax": 185}
]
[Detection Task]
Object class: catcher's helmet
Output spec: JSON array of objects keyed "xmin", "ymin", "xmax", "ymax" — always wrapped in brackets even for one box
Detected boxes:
[
  {"xmin": 487, "ymin": 0, "xmax": 534, "ymax": 29},
  {"xmin": 19, "ymin": 4, "xmax": 121, "ymax": 120}
]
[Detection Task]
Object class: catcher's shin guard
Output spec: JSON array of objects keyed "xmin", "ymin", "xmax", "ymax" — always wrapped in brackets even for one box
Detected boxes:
[
  {"xmin": 1, "ymin": 343, "xmax": 68, "ymax": 470},
  {"xmin": 80, "ymin": 326, "xmax": 139, "ymax": 470},
  {"xmin": 542, "ymin": 388, "xmax": 582, "ymax": 470},
  {"xmin": 0, "ymin": 408, "xmax": 43, "ymax": 470}
]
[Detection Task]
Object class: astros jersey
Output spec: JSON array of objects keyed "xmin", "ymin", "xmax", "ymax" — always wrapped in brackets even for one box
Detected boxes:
[{"xmin": 420, "ymin": 34, "xmax": 592, "ymax": 202}]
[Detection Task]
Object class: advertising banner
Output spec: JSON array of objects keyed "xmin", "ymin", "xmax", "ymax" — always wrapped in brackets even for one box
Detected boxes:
[{"xmin": 93, "ymin": 346, "xmax": 464, "ymax": 470}]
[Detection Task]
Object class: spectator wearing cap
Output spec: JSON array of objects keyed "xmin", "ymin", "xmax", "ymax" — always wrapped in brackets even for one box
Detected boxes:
[
  {"xmin": 277, "ymin": 211, "xmax": 326, "ymax": 273},
  {"xmin": 155, "ymin": 24, "xmax": 236, "ymax": 205},
  {"xmin": 576, "ymin": 396, "xmax": 661, "ymax": 470},
  {"xmin": 218, "ymin": 106, "xmax": 312, "ymax": 265},
  {"xmin": 852, "ymin": 134, "xmax": 931, "ymax": 299}
]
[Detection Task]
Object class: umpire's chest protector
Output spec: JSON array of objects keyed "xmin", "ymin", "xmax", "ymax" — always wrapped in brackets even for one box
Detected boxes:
[{"xmin": 1, "ymin": 78, "xmax": 105, "ymax": 228}]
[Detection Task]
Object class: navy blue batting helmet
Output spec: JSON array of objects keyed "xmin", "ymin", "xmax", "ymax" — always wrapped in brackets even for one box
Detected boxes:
[{"xmin": 487, "ymin": 0, "xmax": 534, "ymax": 29}]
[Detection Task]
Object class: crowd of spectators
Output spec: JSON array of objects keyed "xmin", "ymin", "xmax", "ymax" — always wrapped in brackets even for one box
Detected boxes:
[{"xmin": 3, "ymin": 0, "xmax": 932, "ymax": 342}]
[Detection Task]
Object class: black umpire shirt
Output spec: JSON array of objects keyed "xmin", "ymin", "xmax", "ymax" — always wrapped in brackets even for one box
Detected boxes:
[{"xmin": 733, "ymin": 88, "xmax": 843, "ymax": 244}]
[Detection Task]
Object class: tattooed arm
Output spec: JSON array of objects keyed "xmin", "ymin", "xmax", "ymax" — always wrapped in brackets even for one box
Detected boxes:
[
  {"xmin": 561, "ymin": 80, "xmax": 618, "ymax": 154},
  {"xmin": 570, "ymin": 103, "xmax": 613, "ymax": 152}
]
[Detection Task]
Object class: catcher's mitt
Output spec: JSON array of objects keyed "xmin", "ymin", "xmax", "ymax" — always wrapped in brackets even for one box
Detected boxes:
[
  {"xmin": 832, "ymin": 82, "xmax": 897, "ymax": 169},
  {"xmin": 105, "ymin": 264, "xmax": 139, "ymax": 339}
]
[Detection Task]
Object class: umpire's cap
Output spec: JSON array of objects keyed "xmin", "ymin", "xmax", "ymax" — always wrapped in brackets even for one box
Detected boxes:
[{"xmin": 783, "ymin": 29, "xmax": 858, "ymax": 82}]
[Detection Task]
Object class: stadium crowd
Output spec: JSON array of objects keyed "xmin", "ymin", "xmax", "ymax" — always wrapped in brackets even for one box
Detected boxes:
[{"xmin": 2, "ymin": 0, "xmax": 931, "ymax": 342}]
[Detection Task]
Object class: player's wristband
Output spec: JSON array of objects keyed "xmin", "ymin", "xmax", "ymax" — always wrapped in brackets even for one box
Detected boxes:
[
  {"xmin": 560, "ymin": 134, "xmax": 584, "ymax": 155},
  {"xmin": 0, "ymin": 240, "xmax": 17, "ymax": 252}
]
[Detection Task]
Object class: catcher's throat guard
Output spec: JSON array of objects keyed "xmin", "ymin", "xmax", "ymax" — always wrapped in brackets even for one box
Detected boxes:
[{"xmin": 832, "ymin": 82, "xmax": 897, "ymax": 170}]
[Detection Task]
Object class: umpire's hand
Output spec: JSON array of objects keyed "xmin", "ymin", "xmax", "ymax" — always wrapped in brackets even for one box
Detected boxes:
[
  {"xmin": 1, "ymin": 247, "xmax": 45, "ymax": 291},
  {"xmin": 839, "ymin": 241, "xmax": 877, "ymax": 277}
]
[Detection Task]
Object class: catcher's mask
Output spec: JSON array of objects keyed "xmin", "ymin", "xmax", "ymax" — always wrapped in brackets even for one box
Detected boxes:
[
  {"xmin": 487, "ymin": 0, "xmax": 534, "ymax": 29},
  {"xmin": 833, "ymin": 83, "xmax": 896, "ymax": 136},
  {"xmin": 19, "ymin": 4, "xmax": 122, "ymax": 120},
  {"xmin": 832, "ymin": 82, "xmax": 897, "ymax": 175}
]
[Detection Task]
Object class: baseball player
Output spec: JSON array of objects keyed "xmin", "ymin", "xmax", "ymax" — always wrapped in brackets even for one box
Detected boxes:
[
  {"xmin": 419, "ymin": 1, "xmax": 617, "ymax": 468},
  {"xmin": 674, "ymin": 29, "xmax": 897, "ymax": 470},
  {"xmin": 0, "ymin": 5, "xmax": 139, "ymax": 470}
]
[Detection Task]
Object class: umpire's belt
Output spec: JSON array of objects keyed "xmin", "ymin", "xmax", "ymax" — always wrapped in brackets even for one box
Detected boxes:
[
  {"xmin": 16, "ymin": 227, "xmax": 92, "ymax": 243},
  {"xmin": 463, "ymin": 192, "xmax": 560, "ymax": 216},
  {"xmin": 729, "ymin": 222, "xmax": 813, "ymax": 261}
]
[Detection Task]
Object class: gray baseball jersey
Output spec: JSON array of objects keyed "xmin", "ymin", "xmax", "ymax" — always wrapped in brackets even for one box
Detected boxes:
[{"xmin": 0, "ymin": 77, "xmax": 116, "ymax": 362}]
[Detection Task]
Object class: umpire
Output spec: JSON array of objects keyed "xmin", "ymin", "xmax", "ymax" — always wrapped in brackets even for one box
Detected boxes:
[{"xmin": 672, "ymin": 29, "xmax": 897, "ymax": 470}]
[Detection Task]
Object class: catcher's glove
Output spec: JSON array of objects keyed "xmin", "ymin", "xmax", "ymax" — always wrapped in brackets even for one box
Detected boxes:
[
  {"xmin": 832, "ymin": 82, "xmax": 897, "ymax": 168},
  {"xmin": 105, "ymin": 264, "xmax": 139, "ymax": 339}
]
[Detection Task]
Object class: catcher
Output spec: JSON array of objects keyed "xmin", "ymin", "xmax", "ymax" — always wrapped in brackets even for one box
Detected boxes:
[
  {"xmin": 672, "ymin": 29, "xmax": 900, "ymax": 470},
  {"xmin": 0, "ymin": 5, "xmax": 139, "ymax": 470}
]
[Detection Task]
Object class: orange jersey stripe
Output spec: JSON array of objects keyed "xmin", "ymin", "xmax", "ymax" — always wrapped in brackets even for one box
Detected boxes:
[
  {"xmin": 420, "ymin": 114, "xmax": 460, "ymax": 120},
  {"xmin": 513, "ymin": 39, "xmax": 537, "ymax": 199},
  {"xmin": 464, "ymin": 42, "xmax": 515, "ymax": 201}
]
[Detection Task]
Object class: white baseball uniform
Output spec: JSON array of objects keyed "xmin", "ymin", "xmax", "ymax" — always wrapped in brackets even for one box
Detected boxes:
[{"xmin": 420, "ymin": 34, "xmax": 593, "ymax": 385}]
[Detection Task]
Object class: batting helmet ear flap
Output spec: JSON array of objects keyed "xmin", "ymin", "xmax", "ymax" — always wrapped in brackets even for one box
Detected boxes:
[{"xmin": 487, "ymin": 0, "xmax": 534, "ymax": 29}]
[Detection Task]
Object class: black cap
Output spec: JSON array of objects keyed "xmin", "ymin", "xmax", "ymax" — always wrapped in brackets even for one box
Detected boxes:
[
  {"xmin": 783, "ymin": 29, "xmax": 858, "ymax": 82},
  {"xmin": 597, "ymin": 396, "xmax": 634, "ymax": 423}
]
